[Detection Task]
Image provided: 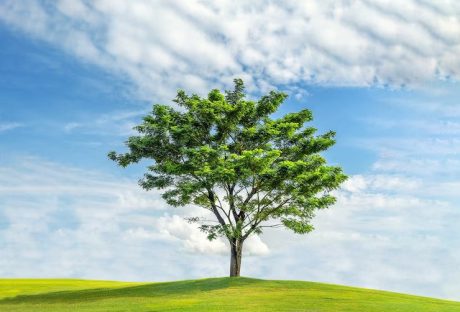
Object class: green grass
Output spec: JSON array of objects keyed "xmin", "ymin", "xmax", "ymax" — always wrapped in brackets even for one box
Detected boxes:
[{"xmin": 0, "ymin": 277, "xmax": 459, "ymax": 311}]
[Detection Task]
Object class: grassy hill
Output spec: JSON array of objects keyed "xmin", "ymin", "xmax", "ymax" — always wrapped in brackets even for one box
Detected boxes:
[{"xmin": 0, "ymin": 277, "xmax": 459, "ymax": 311}]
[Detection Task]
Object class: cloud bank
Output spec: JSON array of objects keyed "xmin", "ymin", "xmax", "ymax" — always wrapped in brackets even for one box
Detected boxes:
[
  {"xmin": 0, "ymin": 157, "xmax": 268, "ymax": 281},
  {"xmin": 1, "ymin": 152, "xmax": 459, "ymax": 299},
  {"xmin": 1, "ymin": 0, "xmax": 459, "ymax": 100}
]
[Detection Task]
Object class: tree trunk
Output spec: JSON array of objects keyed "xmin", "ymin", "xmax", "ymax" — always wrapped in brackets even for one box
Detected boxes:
[{"xmin": 229, "ymin": 239, "xmax": 243, "ymax": 277}]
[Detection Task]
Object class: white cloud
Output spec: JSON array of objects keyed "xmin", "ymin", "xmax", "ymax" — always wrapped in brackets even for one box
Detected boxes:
[
  {"xmin": 63, "ymin": 122, "xmax": 81, "ymax": 132},
  {"xmin": 245, "ymin": 235, "xmax": 270, "ymax": 256},
  {"xmin": 342, "ymin": 174, "xmax": 422, "ymax": 193},
  {"xmin": 356, "ymin": 86, "xmax": 460, "ymax": 179},
  {"xmin": 154, "ymin": 215, "xmax": 228, "ymax": 255},
  {"xmin": 0, "ymin": 157, "xmax": 271, "ymax": 282},
  {"xmin": 1, "ymin": 152, "xmax": 459, "ymax": 299},
  {"xmin": 327, "ymin": 93, "xmax": 460, "ymax": 300},
  {"xmin": 0, "ymin": 122, "xmax": 22, "ymax": 133},
  {"xmin": 341, "ymin": 175, "xmax": 368, "ymax": 192},
  {"xmin": 63, "ymin": 110, "xmax": 147, "ymax": 136},
  {"xmin": 1, "ymin": 1, "xmax": 460, "ymax": 299},
  {"xmin": 1, "ymin": 0, "xmax": 459, "ymax": 101},
  {"xmin": 253, "ymin": 171, "xmax": 460, "ymax": 300},
  {"xmin": 362, "ymin": 117, "xmax": 460, "ymax": 135},
  {"xmin": 372, "ymin": 156, "xmax": 460, "ymax": 176},
  {"xmin": 124, "ymin": 214, "xmax": 270, "ymax": 256}
]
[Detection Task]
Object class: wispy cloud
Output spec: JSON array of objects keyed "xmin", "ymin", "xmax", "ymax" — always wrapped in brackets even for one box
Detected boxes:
[
  {"xmin": 1, "ymin": 0, "xmax": 459, "ymax": 100},
  {"xmin": 63, "ymin": 109, "xmax": 147, "ymax": 136},
  {"xmin": 0, "ymin": 122, "xmax": 22, "ymax": 133}
]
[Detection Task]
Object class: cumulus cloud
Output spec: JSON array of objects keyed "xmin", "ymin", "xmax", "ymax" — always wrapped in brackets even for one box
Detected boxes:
[
  {"xmin": 155, "ymin": 215, "xmax": 228, "ymax": 255},
  {"xmin": 112, "ymin": 207, "xmax": 271, "ymax": 257},
  {"xmin": 1, "ymin": 0, "xmax": 459, "ymax": 100}
]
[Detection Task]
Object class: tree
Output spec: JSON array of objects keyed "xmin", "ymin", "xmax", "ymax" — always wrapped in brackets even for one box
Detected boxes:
[{"xmin": 108, "ymin": 79, "xmax": 347, "ymax": 277}]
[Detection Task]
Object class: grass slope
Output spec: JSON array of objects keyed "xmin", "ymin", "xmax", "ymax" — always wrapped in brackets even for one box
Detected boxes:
[{"xmin": 0, "ymin": 277, "xmax": 459, "ymax": 311}]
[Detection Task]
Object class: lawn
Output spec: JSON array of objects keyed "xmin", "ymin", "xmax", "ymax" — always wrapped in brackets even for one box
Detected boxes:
[{"xmin": 0, "ymin": 277, "xmax": 459, "ymax": 311}]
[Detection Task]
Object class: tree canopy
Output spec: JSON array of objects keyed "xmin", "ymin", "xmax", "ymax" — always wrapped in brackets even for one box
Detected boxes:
[{"xmin": 109, "ymin": 79, "xmax": 347, "ymax": 276}]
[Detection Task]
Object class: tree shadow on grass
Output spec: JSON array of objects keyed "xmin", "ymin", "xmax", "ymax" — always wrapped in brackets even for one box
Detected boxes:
[{"xmin": 0, "ymin": 277, "xmax": 262, "ymax": 305}]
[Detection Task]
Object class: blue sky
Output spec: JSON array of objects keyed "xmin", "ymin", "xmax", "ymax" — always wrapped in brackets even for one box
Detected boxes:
[{"xmin": 1, "ymin": 0, "xmax": 460, "ymax": 300}]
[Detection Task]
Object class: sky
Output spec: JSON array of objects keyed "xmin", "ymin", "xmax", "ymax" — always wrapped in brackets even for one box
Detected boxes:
[{"xmin": 1, "ymin": 0, "xmax": 460, "ymax": 301}]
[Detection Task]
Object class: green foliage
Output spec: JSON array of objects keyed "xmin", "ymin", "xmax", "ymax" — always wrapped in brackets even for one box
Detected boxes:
[
  {"xmin": 109, "ymin": 79, "xmax": 347, "ymax": 242},
  {"xmin": 1, "ymin": 278, "xmax": 459, "ymax": 312}
]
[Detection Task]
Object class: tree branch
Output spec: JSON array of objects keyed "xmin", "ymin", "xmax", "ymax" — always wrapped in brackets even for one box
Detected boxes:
[
  {"xmin": 242, "ymin": 196, "xmax": 292, "ymax": 241},
  {"xmin": 207, "ymin": 189, "xmax": 227, "ymax": 228}
]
